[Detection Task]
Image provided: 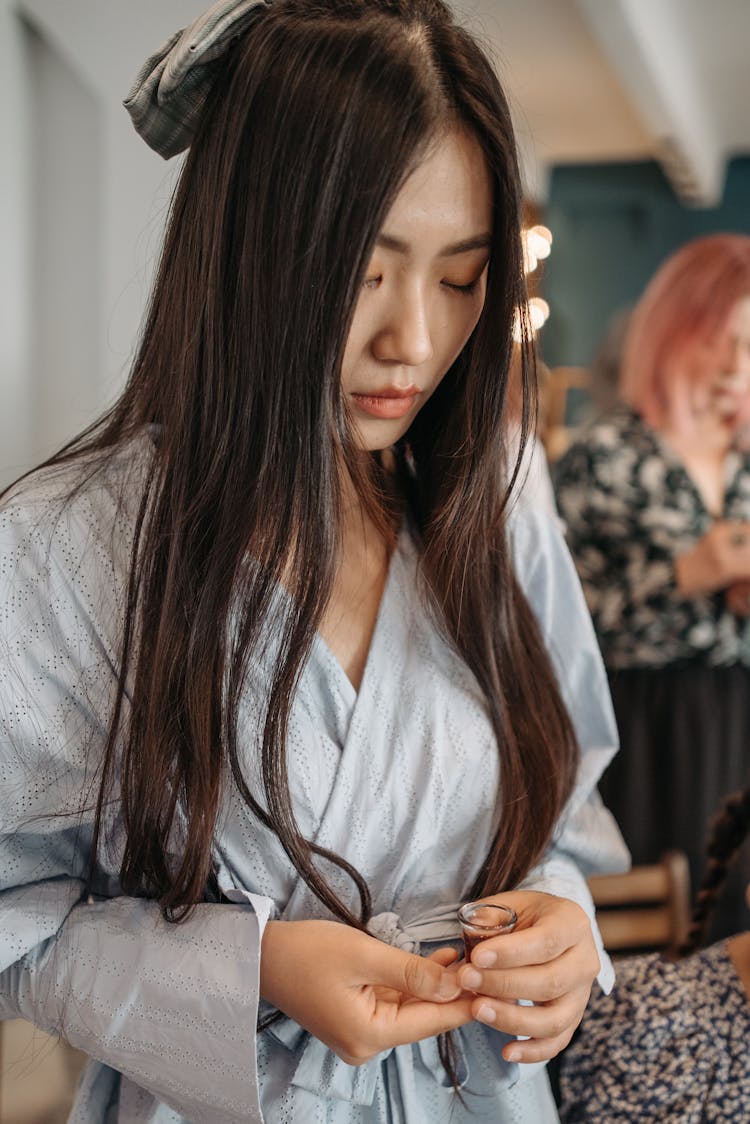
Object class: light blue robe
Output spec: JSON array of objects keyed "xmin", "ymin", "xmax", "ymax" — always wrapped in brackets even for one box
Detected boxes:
[{"xmin": 0, "ymin": 440, "xmax": 629, "ymax": 1123}]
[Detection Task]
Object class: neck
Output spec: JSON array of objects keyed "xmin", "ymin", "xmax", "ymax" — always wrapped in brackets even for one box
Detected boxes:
[
  {"xmin": 338, "ymin": 451, "xmax": 402, "ymax": 546},
  {"xmin": 658, "ymin": 416, "xmax": 732, "ymax": 517},
  {"xmin": 660, "ymin": 415, "xmax": 734, "ymax": 465}
]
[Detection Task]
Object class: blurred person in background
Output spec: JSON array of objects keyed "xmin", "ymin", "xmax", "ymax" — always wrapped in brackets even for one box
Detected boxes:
[{"xmin": 555, "ymin": 233, "xmax": 750, "ymax": 939}]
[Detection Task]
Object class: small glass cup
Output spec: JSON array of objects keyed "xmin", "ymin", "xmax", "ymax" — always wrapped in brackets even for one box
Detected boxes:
[{"xmin": 457, "ymin": 901, "xmax": 517, "ymax": 959}]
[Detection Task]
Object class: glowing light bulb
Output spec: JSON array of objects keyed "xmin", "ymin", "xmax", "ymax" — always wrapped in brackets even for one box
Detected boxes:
[
  {"xmin": 512, "ymin": 298, "xmax": 550, "ymax": 342},
  {"xmin": 528, "ymin": 225, "xmax": 552, "ymax": 259},
  {"xmin": 528, "ymin": 297, "xmax": 550, "ymax": 332},
  {"xmin": 521, "ymin": 225, "xmax": 553, "ymax": 274}
]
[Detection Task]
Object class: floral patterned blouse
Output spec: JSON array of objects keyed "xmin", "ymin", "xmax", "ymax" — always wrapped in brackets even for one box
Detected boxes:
[
  {"xmin": 558, "ymin": 941, "xmax": 750, "ymax": 1123},
  {"xmin": 553, "ymin": 404, "xmax": 750, "ymax": 670}
]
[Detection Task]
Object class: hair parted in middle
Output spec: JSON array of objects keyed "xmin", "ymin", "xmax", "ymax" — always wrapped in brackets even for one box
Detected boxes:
[
  {"xmin": 620, "ymin": 233, "xmax": 750, "ymax": 430},
  {"xmin": 51, "ymin": 0, "xmax": 580, "ymax": 941}
]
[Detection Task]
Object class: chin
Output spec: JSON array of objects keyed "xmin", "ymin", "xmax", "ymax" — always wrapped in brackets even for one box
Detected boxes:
[{"xmin": 356, "ymin": 419, "xmax": 410, "ymax": 453}]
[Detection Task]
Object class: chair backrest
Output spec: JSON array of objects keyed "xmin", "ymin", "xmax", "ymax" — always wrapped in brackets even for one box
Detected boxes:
[
  {"xmin": 543, "ymin": 365, "xmax": 590, "ymax": 461},
  {"xmin": 587, "ymin": 849, "xmax": 692, "ymax": 956}
]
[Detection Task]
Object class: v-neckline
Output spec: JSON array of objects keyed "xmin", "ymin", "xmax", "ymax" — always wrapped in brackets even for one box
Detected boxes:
[
  {"xmin": 312, "ymin": 530, "xmax": 403, "ymax": 704},
  {"xmin": 646, "ymin": 415, "xmax": 740, "ymax": 520}
]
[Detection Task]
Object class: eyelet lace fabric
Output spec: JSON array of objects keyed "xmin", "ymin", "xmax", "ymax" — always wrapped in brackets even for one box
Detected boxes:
[{"xmin": 0, "ymin": 440, "xmax": 627, "ymax": 1122}]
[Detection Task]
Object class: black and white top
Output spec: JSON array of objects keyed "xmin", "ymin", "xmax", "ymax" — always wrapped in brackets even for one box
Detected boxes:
[
  {"xmin": 554, "ymin": 404, "xmax": 750, "ymax": 670},
  {"xmin": 558, "ymin": 941, "xmax": 750, "ymax": 1123}
]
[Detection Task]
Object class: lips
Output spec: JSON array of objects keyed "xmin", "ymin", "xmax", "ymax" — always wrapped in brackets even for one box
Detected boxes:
[{"xmin": 351, "ymin": 386, "xmax": 420, "ymax": 420}]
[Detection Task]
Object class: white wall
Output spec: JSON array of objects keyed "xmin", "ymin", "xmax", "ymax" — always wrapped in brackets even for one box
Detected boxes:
[
  {"xmin": 0, "ymin": 0, "xmax": 33, "ymax": 484},
  {"xmin": 0, "ymin": 0, "xmax": 205, "ymax": 485},
  {"xmin": 27, "ymin": 20, "xmax": 103, "ymax": 459}
]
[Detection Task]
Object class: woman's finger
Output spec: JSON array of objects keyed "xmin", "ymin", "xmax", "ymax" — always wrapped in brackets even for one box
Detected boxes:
[
  {"xmin": 458, "ymin": 943, "xmax": 593, "ymax": 1003},
  {"xmin": 370, "ymin": 992, "xmax": 475, "ymax": 1048},
  {"xmin": 372, "ymin": 947, "xmax": 459, "ymax": 1006},
  {"xmin": 502, "ymin": 1030, "xmax": 576, "ymax": 1065},
  {"xmin": 460, "ymin": 891, "xmax": 592, "ymax": 970},
  {"xmin": 469, "ymin": 989, "xmax": 589, "ymax": 1041},
  {"xmin": 364, "ymin": 942, "xmax": 463, "ymax": 1003},
  {"xmin": 426, "ymin": 946, "xmax": 460, "ymax": 968}
]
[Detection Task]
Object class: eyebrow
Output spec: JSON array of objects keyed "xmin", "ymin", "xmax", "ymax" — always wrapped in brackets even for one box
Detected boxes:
[{"xmin": 376, "ymin": 233, "xmax": 492, "ymax": 257}]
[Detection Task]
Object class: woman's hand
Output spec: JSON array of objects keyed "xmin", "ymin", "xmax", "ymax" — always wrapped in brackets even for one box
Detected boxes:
[
  {"xmin": 260, "ymin": 919, "xmax": 473, "ymax": 1065},
  {"xmin": 674, "ymin": 520, "xmax": 750, "ymax": 596},
  {"xmin": 456, "ymin": 891, "xmax": 599, "ymax": 1064}
]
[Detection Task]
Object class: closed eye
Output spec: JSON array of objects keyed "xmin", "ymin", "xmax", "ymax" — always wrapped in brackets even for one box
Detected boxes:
[
  {"xmin": 441, "ymin": 259, "xmax": 489, "ymax": 296},
  {"xmin": 442, "ymin": 278, "xmax": 481, "ymax": 295}
]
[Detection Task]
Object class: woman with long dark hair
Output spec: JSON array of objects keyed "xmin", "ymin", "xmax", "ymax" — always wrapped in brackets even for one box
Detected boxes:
[{"xmin": 0, "ymin": 2, "xmax": 627, "ymax": 1120}]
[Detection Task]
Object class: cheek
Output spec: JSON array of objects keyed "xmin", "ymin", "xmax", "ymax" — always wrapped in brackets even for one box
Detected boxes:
[
  {"xmin": 439, "ymin": 299, "xmax": 485, "ymax": 369},
  {"xmin": 340, "ymin": 313, "xmax": 367, "ymax": 393}
]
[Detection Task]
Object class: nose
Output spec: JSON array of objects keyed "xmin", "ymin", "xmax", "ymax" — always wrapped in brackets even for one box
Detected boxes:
[
  {"xmin": 722, "ymin": 325, "xmax": 750, "ymax": 373},
  {"xmin": 722, "ymin": 346, "xmax": 750, "ymax": 390},
  {"xmin": 372, "ymin": 285, "xmax": 434, "ymax": 368},
  {"xmin": 737, "ymin": 342, "xmax": 750, "ymax": 378}
]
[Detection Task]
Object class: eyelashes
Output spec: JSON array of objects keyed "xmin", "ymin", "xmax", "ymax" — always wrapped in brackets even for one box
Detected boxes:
[
  {"xmin": 443, "ymin": 279, "xmax": 480, "ymax": 295},
  {"xmin": 361, "ymin": 275, "xmax": 484, "ymax": 295}
]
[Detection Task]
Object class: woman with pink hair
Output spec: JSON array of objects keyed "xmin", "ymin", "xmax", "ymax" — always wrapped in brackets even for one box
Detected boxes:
[{"xmin": 555, "ymin": 233, "xmax": 750, "ymax": 939}]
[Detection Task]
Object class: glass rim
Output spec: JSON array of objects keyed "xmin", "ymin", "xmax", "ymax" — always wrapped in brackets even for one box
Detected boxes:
[{"xmin": 457, "ymin": 901, "xmax": 518, "ymax": 932}]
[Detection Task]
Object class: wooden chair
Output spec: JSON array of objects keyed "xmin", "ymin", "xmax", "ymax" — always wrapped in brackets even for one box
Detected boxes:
[
  {"xmin": 587, "ymin": 849, "xmax": 692, "ymax": 956},
  {"xmin": 543, "ymin": 365, "xmax": 591, "ymax": 461}
]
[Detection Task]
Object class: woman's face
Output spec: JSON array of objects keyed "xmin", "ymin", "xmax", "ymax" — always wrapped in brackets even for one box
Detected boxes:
[
  {"xmin": 705, "ymin": 294, "xmax": 750, "ymax": 421},
  {"xmin": 340, "ymin": 127, "xmax": 494, "ymax": 452}
]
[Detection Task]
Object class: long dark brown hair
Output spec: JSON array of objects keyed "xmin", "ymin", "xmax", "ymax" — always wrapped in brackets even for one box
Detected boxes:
[
  {"xmin": 681, "ymin": 785, "xmax": 750, "ymax": 955},
  {"xmin": 11, "ymin": 0, "xmax": 578, "ymax": 929}
]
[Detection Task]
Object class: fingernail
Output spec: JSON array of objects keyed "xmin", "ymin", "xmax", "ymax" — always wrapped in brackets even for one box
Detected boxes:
[
  {"xmin": 461, "ymin": 967, "xmax": 482, "ymax": 990},
  {"xmin": 437, "ymin": 975, "xmax": 461, "ymax": 1000},
  {"xmin": 505, "ymin": 1045, "xmax": 521, "ymax": 1061},
  {"xmin": 473, "ymin": 948, "xmax": 497, "ymax": 968},
  {"xmin": 477, "ymin": 1003, "xmax": 496, "ymax": 1024}
]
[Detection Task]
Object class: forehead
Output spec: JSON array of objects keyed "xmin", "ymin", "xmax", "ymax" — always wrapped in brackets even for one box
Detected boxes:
[{"xmin": 379, "ymin": 128, "xmax": 493, "ymax": 242}]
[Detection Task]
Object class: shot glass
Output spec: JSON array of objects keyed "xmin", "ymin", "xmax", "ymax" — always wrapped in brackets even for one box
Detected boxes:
[{"xmin": 457, "ymin": 901, "xmax": 517, "ymax": 959}]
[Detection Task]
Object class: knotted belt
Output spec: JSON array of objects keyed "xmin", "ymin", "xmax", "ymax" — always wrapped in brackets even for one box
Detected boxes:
[{"xmin": 265, "ymin": 905, "xmax": 472, "ymax": 1105}]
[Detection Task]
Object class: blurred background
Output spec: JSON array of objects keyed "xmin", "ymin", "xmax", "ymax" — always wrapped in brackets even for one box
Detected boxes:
[
  {"xmin": 1, "ymin": 0, "xmax": 749, "ymax": 1119},
  {"xmin": 2, "ymin": 0, "xmax": 750, "ymax": 491}
]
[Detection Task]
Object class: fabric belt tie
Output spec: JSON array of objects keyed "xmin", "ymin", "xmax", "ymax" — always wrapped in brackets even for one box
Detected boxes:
[{"xmin": 266, "ymin": 905, "xmax": 469, "ymax": 1105}]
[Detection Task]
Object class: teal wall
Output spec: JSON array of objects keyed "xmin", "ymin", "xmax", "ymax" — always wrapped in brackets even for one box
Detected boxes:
[{"xmin": 541, "ymin": 155, "xmax": 750, "ymax": 368}]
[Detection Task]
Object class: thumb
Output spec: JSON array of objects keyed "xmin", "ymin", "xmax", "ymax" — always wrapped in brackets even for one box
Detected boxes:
[
  {"xmin": 375, "ymin": 945, "xmax": 462, "ymax": 1002},
  {"xmin": 427, "ymin": 947, "xmax": 460, "ymax": 968}
]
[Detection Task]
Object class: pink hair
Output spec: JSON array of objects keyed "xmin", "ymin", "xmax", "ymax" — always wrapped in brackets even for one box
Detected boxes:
[{"xmin": 620, "ymin": 233, "xmax": 750, "ymax": 431}]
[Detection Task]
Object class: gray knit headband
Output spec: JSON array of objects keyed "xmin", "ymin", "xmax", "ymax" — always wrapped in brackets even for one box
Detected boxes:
[{"xmin": 124, "ymin": 0, "xmax": 270, "ymax": 160}]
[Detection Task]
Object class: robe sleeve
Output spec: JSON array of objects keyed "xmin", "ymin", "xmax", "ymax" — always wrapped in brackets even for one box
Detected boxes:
[
  {"xmin": 508, "ymin": 498, "xmax": 631, "ymax": 994},
  {"xmin": 0, "ymin": 486, "xmax": 274, "ymax": 1123}
]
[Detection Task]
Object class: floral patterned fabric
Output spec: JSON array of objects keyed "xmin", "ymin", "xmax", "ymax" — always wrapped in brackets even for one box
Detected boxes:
[
  {"xmin": 553, "ymin": 404, "xmax": 750, "ymax": 670},
  {"xmin": 558, "ymin": 941, "xmax": 750, "ymax": 1123}
]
